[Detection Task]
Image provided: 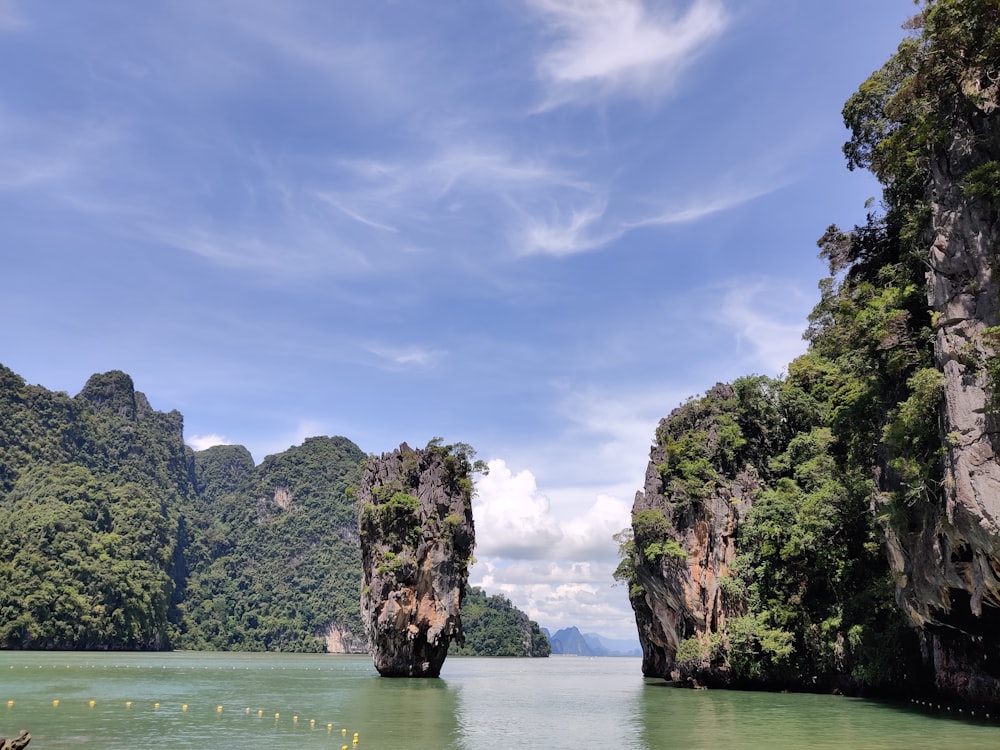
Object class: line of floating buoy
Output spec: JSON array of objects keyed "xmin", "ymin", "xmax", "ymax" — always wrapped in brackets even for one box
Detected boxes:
[
  {"xmin": 5, "ymin": 695, "xmax": 358, "ymax": 734},
  {"xmin": 910, "ymin": 697, "xmax": 993, "ymax": 721}
]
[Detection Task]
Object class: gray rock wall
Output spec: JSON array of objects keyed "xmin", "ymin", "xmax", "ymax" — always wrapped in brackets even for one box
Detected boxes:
[{"xmin": 357, "ymin": 442, "xmax": 475, "ymax": 677}]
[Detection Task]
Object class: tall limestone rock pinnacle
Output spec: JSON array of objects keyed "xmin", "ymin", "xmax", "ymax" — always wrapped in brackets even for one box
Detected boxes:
[
  {"xmin": 628, "ymin": 384, "xmax": 759, "ymax": 683},
  {"xmin": 357, "ymin": 440, "xmax": 477, "ymax": 677},
  {"xmin": 882, "ymin": 67, "xmax": 1000, "ymax": 702}
]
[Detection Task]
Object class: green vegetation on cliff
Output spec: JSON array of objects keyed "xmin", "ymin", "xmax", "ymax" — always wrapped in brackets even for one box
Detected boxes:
[
  {"xmin": 622, "ymin": 0, "xmax": 1000, "ymax": 696},
  {"xmin": 452, "ymin": 587, "xmax": 550, "ymax": 657},
  {"xmin": 0, "ymin": 365, "xmax": 538, "ymax": 656},
  {"xmin": 175, "ymin": 436, "xmax": 367, "ymax": 652},
  {"xmin": 0, "ymin": 367, "xmax": 191, "ymax": 649}
]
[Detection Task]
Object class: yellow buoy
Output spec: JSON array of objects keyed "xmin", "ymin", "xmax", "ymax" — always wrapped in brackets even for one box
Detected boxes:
[
  {"xmin": 52, "ymin": 700, "xmax": 59, "ymax": 707},
  {"xmin": 217, "ymin": 705, "xmax": 223, "ymax": 713},
  {"xmin": 89, "ymin": 700, "xmax": 96, "ymax": 708},
  {"xmin": 257, "ymin": 709, "xmax": 263, "ymax": 718},
  {"xmin": 293, "ymin": 715, "xmax": 298, "ymax": 723},
  {"xmin": 327, "ymin": 723, "xmax": 333, "ymax": 731},
  {"xmin": 342, "ymin": 728, "xmax": 347, "ymax": 735},
  {"xmin": 154, "ymin": 702, "xmax": 160, "ymax": 710},
  {"xmin": 310, "ymin": 719, "xmax": 316, "ymax": 727},
  {"xmin": 7, "ymin": 700, "xmax": 13, "ymax": 707},
  {"xmin": 274, "ymin": 712, "xmax": 280, "ymax": 720},
  {"xmin": 182, "ymin": 704, "xmax": 188, "ymax": 712},
  {"xmin": 245, "ymin": 707, "xmax": 250, "ymax": 714},
  {"xmin": 126, "ymin": 701, "xmax": 132, "ymax": 709}
]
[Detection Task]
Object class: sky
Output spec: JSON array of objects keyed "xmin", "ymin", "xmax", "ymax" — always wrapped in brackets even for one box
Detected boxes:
[{"xmin": 1, "ymin": 0, "xmax": 918, "ymax": 642}]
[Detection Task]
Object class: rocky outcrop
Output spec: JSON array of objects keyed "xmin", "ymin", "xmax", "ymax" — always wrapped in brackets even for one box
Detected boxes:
[
  {"xmin": 625, "ymin": 3, "xmax": 1000, "ymax": 706},
  {"xmin": 630, "ymin": 385, "xmax": 757, "ymax": 683},
  {"xmin": 323, "ymin": 620, "xmax": 367, "ymax": 654},
  {"xmin": 883, "ymin": 90, "xmax": 1000, "ymax": 705},
  {"xmin": 357, "ymin": 441, "xmax": 476, "ymax": 677},
  {"xmin": 0, "ymin": 731, "xmax": 30, "ymax": 750}
]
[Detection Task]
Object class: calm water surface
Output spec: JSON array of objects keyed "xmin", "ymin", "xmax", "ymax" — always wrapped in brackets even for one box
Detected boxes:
[{"xmin": 1, "ymin": 652, "xmax": 997, "ymax": 749}]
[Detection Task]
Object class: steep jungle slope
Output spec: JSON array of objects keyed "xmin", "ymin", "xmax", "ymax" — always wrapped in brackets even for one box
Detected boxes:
[
  {"xmin": 175, "ymin": 436, "xmax": 368, "ymax": 652},
  {"xmin": 0, "ymin": 366, "xmax": 194, "ymax": 649},
  {"xmin": 621, "ymin": 0, "xmax": 1000, "ymax": 706},
  {"xmin": 452, "ymin": 586, "xmax": 551, "ymax": 657}
]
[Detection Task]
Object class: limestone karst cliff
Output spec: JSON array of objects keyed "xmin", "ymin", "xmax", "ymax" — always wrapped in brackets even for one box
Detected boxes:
[
  {"xmin": 622, "ymin": 0, "xmax": 1000, "ymax": 706},
  {"xmin": 878, "ymin": 1, "xmax": 1000, "ymax": 703},
  {"xmin": 357, "ymin": 440, "xmax": 477, "ymax": 677}
]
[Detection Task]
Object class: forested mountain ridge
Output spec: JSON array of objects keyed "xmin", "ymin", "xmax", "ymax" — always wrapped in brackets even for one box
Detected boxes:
[
  {"xmin": 0, "ymin": 365, "xmax": 543, "ymax": 656},
  {"xmin": 176, "ymin": 436, "xmax": 368, "ymax": 652},
  {"xmin": 620, "ymin": 0, "xmax": 1000, "ymax": 707},
  {"xmin": 0, "ymin": 366, "xmax": 192, "ymax": 649}
]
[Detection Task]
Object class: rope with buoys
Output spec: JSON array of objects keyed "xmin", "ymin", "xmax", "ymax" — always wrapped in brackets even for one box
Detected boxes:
[{"xmin": 5, "ymin": 696, "xmax": 362, "ymax": 743}]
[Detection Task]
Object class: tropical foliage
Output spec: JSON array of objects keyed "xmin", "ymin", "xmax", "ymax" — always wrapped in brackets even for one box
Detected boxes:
[
  {"xmin": 0, "ymin": 365, "xmax": 538, "ymax": 655},
  {"xmin": 622, "ymin": 0, "xmax": 999, "ymax": 691},
  {"xmin": 451, "ymin": 587, "xmax": 550, "ymax": 657}
]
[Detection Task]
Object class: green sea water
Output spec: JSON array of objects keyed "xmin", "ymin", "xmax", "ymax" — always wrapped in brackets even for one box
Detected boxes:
[{"xmin": 1, "ymin": 652, "xmax": 997, "ymax": 749}]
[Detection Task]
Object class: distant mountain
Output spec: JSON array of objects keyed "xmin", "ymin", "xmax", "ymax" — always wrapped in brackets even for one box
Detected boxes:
[
  {"xmin": 542, "ymin": 626, "xmax": 641, "ymax": 656},
  {"xmin": 583, "ymin": 633, "xmax": 642, "ymax": 657},
  {"xmin": 546, "ymin": 626, "xmax": 594, "ymax": 655}
]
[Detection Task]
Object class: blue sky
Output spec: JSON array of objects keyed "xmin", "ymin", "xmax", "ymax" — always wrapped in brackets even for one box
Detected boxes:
[{"xmin": 2, "ymin": 0, "xmax": 916, "ymax": 641}]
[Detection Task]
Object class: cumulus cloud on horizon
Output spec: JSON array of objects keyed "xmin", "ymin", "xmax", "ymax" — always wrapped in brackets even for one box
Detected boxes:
[
  {"xmin": 186, "ymin": 433, "xmax": 232, "ymax": 452},
  {"xmin": 470, "ymin": 458, "xmax": 637, "ymax": 638}
]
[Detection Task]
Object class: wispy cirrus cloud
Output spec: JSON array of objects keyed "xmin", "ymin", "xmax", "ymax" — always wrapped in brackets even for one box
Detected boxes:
[
  {"xmin": 626, "ymin": 182, "xmax": 783, "ymax": 229},
  {"xmin": 528, "ymin": 0, "xmax": 728, "ymax": 107},
  {"xmin": 712, "ymin": 279, "xmax": 813, "ymax": 374},
  {"xmin": 0, "ymin": 0, "xmax": 26, "ymax": 32},
  {"xmin": 0, "ymin": 116, "xmax": 120, "ymax": 191},
  {"xmin": 513, "ymin": 198, "xmax": 616, "ymax": 256},
  {"xmin": 313, "ymin": 192, "xmax": 400, "ymax": 234},
  {"xmin": 363, "ymin": 343, "xmax": 444, "ymax": 369}
]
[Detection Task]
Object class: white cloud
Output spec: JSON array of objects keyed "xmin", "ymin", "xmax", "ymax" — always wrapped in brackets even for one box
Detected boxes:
[
  {"xmin": 314, "ymin": 193, "xmax": 399, "ymax": 233},
  {"xmin": 626, "ymin": 182, "xmax": 780, "ymax": 228},
  {"xmin": 473, "ymin": 459, "xmax": 564, "ymax": 559},
  {"xmin": 364, "ymin": 343, "xmax": 443, "ymax": 369},
  {"xmin": 470, "ymin": 458, "xmax": 638, "ymax": 639},
  {"xmin": 186, "ymin": 433, "xmax": 232, "ymax": 451},
  {"xmin": 529, "ymin": 0, "xmax": 728, "ymax": 106},
  {"xmin": 514, "ymin": 198, "xmax": 617, "ymax": 256},
  {"xmin": 136, "ymin": 222, "xmax": 373, "ymax": 278},
  {"xmin": 713, "ymin": 279, "xmax": 813, "ymax": 375},
  {"xmin": 471, "ymin": 561, "xmax": 637, "ymax": 639}
]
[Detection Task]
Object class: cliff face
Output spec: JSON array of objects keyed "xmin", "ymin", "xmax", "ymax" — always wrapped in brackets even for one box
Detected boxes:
[
  {"xmin": 625, "ymin": 1, "xmax": 1000, "ymax": 706},
  {"xmin": 630, "ymin": 385, "xmax": 757, "ymax": 682},
  {"xmin": 357, "ymin": 441, "xmax": 476, "ymax": 677},
  {"xmin": 181, "ymin": 435, "xmax": 368, "ymax": 652},
  {"xmin": 883, "ymin": 79, "xmax": 1000, "ymax": 703}
]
